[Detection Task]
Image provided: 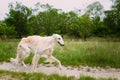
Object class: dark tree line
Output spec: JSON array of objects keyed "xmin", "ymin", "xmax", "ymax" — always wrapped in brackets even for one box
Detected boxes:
[{"xmin": 0, "ymin": 0, "xmax": 120, "ymax": 40}]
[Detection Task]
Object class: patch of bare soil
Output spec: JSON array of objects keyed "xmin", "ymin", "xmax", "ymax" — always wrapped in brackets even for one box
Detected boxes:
[{"xmin": 0, "ymin": 62, "xmax": 120, "ymax": 79}]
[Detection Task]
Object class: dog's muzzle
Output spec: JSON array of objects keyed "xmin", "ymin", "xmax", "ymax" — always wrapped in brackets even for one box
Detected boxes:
[{"xmin": 58, "ymin": 41, "xmax": 64, "ymax": 46}]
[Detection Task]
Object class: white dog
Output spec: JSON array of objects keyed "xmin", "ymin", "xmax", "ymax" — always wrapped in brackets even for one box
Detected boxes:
[{"xmin": 10, "ymin": 34, "xmax": 64, "ymax": 70}]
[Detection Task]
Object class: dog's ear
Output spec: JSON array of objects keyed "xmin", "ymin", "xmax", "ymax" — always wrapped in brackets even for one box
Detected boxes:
[
  {"xmin": 61, "ymin": 35, "xmax": 63, "ymax": 38},
  {"xmin": 52, "ymin": 34, "xmax": 57, "ymax": 39}
]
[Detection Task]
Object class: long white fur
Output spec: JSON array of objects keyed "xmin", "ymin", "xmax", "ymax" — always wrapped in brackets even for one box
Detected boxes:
[{"xmin": 10, "ymin": 34, "xmax": 64, "ymax": 70}]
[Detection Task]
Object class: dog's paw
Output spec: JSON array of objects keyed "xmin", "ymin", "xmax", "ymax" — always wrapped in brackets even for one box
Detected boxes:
[
  {"xmin": 10, "ymin": 58, "xmax": 15, "ymax": 63},
  {"xmin": 10, "ymin": 58, "xmax": 18, "ymax": 65},
  {"xmin": 59, "ymin": 65, "xmax": 63, "ymax": 70}
]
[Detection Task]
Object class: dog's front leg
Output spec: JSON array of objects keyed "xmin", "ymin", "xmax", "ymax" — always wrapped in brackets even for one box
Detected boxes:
[
  {"xmin": 50, "ymin": 56, "xmax": 62, "ymax": 70},
  {"xmin": 32, "ymin": 54, "xmax": 40, "ymax": 71},
  {"xmin": 22, "ymin": 61, "xmax": 27, "ymax": 68}
]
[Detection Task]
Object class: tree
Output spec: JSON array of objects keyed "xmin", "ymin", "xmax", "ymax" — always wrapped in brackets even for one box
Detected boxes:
[
  {"xmin": 86, "ymin": 1, "xmax": 104, "ymax": 19},
  {"xmin": 57, "ymin": 12, "xmax": 68, "ymax": 35},
  {"xmin": 79, "ymin": 14, "xmax": 92, "ymax": 40},
  {"xmin": 104, "ymin": 0, "xmax": 120, "ymax": 35},
  {"xmin": 34, "ymin": 4, "xmax": 62, "ymax": 35},
  {"xmin": 66, "ymin": 11, "xmax": 80, "ymax": 37},
  {"xmin": 104, "ymin": 10, "xmax": 116, "ymax": 34},
  {"xmin": 5, "ymin": 2, "xmax": 32, "ymax": 38},
  {"xmin": 0, "ymin": 21, "xmax": 16, "ymax": 39},
  {"xmin": 86, "ymin": 1, "xmax": 109, "ymax": 37}
]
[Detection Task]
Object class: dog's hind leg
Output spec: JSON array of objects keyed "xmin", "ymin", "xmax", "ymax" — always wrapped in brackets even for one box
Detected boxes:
[
  {"xmin": 17, "ymin": 44, "xmax": 30, "ymax": 67},
  {"xmin": 32, "ymin": 54, "xmax": 40, "ymax": 71}
]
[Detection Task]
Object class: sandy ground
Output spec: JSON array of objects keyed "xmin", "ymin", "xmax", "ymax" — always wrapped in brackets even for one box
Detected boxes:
[{"xmin": 0, "ymin": 62, "xmax": 120, "ymax": 79}]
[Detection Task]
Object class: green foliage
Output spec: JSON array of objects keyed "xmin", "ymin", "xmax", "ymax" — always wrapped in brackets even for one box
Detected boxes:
[
  {"xmin": 5, "ymin": 2, "xmax": 33, "ymax": 38},
  {"xmin": 3, "ymin": 0, "xmax": 120, "ymax": 39},
  {"xmin": 0, "ymin": 21, "xmax": 16, "ymax": 39},
  {"xmin": 104, "ymin": 0, "xmax": 120, "ymax": 35},
  {"xmin": 92, "ymin": 16, "xmax": 110, "ymax": 37},
  {"xmin": 86, "ymin": 1, "xmax": 104, "ymax": 17},
  {"xmin": 4, "ymin": 2, "xmax": 106, "ymax": 39},
  {"xmin": 65, "ymin": 11, "xmax": 80, "ymax": 37},
  {"xmin": 37, "ymin": 8, "xmax": 60, "ymax": 35},
  {"xmin": 79, "ymin": 14, "xmax": 92, "ymax": 40}
]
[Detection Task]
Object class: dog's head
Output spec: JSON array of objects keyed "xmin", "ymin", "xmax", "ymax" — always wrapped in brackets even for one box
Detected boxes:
[{"xmin": 53, "ymin": 34, "xmax": 64, "ymax": 46}]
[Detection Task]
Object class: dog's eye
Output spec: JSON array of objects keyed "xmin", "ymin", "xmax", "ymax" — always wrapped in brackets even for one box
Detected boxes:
[{"xmin": 58, "ymin": 38, "xmax": 61, "ymax": 40}]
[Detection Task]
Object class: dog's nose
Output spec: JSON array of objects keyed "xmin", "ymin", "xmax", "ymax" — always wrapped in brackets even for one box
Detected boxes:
[{"xmin": 61, "ymin": 44, "xmax": 64, "ymax": 46}]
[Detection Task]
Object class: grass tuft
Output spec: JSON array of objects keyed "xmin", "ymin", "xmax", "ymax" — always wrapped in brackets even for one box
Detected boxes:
[{"xmin": 0, "ymin": 70, "xmax": 117, "ymax": 80}]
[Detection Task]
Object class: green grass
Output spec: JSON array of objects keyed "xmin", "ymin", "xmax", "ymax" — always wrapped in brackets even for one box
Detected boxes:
[
  {"xmin": 54, "ymin": 40, "xmax": 120, "ymax": 68},
  {"xmin": 79, "ymin": 75, "xmax": 117, "ymax": 80},
  {"xmin": 0, "ymin": 70, "xmax": 69, "ymax": 80},
  {"xmin": 0, "ymin": 39, "xmax": 120, "ymax": 68},
  {"xmin": 0, "ymin": 70, "xmax": 117, "ymax": 80},
  {"xmin": 0, "ymin": 40, "xmax": 18, "ymax": 62},
  {"xmin": 0, "ymin": 39, "xmax": 120, "ymax": 80}
]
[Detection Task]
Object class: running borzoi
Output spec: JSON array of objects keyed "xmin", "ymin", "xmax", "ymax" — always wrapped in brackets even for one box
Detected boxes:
[{"xmin": 10, "ymin": 34, "xmax": 64, "ymax": 70}]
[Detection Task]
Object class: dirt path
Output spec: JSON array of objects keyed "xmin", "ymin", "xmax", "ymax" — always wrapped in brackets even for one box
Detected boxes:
[{"xmin": 0, "ymin": 62, "xmax": 120, "ymax": 79}]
